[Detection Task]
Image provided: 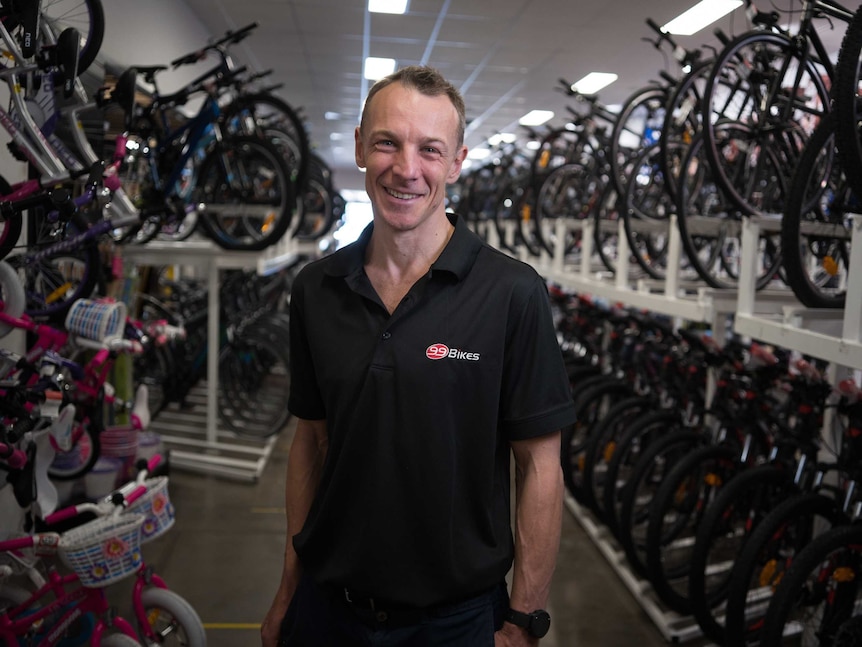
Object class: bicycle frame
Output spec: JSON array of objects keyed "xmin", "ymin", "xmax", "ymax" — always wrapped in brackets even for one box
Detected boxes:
[{"xmin": 0, "ymin": 566, "xmax": 140, "ymax": 645}]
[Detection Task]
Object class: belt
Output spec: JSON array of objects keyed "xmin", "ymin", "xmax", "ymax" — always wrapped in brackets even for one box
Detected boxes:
[{"xmin": 330, "ymin": 584, "xmax": 500, "ymax": 629}]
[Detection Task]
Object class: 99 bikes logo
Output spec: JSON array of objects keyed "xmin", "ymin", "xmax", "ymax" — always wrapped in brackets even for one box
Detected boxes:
[{"xmin": 425, "ymin": 343, "xmax": 480, "ymax": 362}]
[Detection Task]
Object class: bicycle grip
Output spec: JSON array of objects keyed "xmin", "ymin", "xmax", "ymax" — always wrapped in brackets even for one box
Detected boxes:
[
  {"xmin": 42, "ymin": 506, "xmax": 80, "ymax": 525},
  {"xmin": 0, "ymin": 534, "xmax": 58, "ymax": 552},
  {"xmin": 646, "ymin": 17, "xmax": 664, "ymax": 34}
]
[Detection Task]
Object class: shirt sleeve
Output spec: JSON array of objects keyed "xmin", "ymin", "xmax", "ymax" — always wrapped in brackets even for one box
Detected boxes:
[
  {"xmin": 499, "ymin": 275, "xmax": 576, "ymax": 440},
  {"xmin": 287, "ymin": 268, "xmax": 327, "ymax": 420}
]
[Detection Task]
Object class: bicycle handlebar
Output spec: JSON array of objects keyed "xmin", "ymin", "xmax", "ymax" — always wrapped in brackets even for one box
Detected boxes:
[
  {"xmin": 170, "ymin": 22, "xmax": 258, "ymax": 68},
  {"xmin": 0, "ymin": 441, "xmax": 27, "ymax": 470}
]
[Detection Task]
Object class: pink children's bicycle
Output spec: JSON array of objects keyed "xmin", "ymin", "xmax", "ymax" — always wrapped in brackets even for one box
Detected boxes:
[{"xmin": 0, "ymin": 455, "xmax": 206, "ymax": 646}]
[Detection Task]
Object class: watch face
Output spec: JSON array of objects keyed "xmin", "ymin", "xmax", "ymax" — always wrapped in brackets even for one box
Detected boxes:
[{"xmin": 530, "ymin": 611, "xmax": 551, "ymax": 638}]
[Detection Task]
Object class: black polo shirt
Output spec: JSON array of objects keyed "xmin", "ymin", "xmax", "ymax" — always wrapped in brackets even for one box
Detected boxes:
[{"xmin": 288, "ymin": 213, "xmax": 576, "ymax": 608}]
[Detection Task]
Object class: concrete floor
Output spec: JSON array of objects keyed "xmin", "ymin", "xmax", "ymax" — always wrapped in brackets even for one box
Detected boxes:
[{"xmin": 137, "ymin": 418, "xmax": 713, "ymax": 646}]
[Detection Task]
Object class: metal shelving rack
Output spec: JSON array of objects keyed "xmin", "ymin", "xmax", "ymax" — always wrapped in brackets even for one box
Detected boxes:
[
  {"xmin": 478, "ymin": 212, "xmax": 862, "ymax": 643},
  {"xmin": 121, "ymin": 235, "xmax": 319, "ymax": 481}
]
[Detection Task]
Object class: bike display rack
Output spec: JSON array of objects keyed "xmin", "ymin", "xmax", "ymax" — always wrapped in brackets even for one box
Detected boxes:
[
  {"xmin": 121, "ymin": 233, "xmax": 319, "ymax": 482},
  {"xmin": 478, "ymin": 212, "xmax": 862, "ymax": 643}
]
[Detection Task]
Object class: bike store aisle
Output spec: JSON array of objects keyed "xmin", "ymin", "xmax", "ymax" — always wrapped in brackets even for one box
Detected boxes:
[{"xmin": 133, "ymin": 418, "xmax": 710, "ymax": 647}]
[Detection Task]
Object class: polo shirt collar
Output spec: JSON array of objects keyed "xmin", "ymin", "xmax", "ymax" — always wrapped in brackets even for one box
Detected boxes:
[{"xmin": 323, "ymin": 213, "xmax": 483, "ymax": 281}]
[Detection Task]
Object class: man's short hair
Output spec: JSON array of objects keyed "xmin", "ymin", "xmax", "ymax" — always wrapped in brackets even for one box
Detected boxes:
[{"xmin": 359, "ymin": 65, "xmax": 466, "ymax": 146}]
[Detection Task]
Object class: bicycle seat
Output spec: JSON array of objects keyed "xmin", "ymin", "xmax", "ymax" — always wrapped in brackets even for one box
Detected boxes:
[{"xmin": 134, "ymin": 65, "xmax": 168, "ymax": 84}]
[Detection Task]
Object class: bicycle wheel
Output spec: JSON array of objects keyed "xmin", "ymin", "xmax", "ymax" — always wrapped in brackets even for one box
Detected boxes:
[
  {"xmin": 220, "ymin": 92, "xmax": 310, "ymax": 192},
  {"xmin": 617, "ymin": 428, "xmax": 706, "ymax": 579},
  {"xmin": 622, "ymin": 142, "xmax": 672, "ymax": 280},
  {"xmin": 677, "ymin": 129, "xmax": 782, "ymax": 289},
  {"xmin": 0, "ymin": 259, "xmax": 25, "ymax": 338},
  {"xmin": 136, "ymin": 587, "xmax": 206, "ymax": 647},
  {"xmin": 48, "ymin": 417, "xmax": 100, "ymax": 480},
  {"xmin": 644, "ymin": 443, "xmax": 740, "ymax": 614},
  {"xmin": 6, "ymin": 215, "xmax": 100, "ymax": 322},
  {"xmin": 0, "ymin": 176, "xmax": 23, "ymax": 261},
  {"xmin": 834, "ymin": 2, "xmax": 862, "ymax": 198},
  {"xmin": 702, "ymin": 30, "xmax": 830, "ymax": 218},
  {"xmin": 602, "ymin": 408, "xmax": 681, "ymax": 541},
  {"xmin": 688, "ymin": 464, "xmax": 794, "ymax": 644},
  {"xmin": 39, "ymin": 0, "xmax": 105, "ymax": 74},
  {"xmin": 760, "ymin": 523, "xmax": 862, "ymax": 647},
  {"xmin": 724, "ymin": 492, "xmax": 845, "ymax": 646},
  {"xmin": 580, "ymin": 395, "xmax": 652, "ymax": 520},
  {"xmin": 781, "ymin": 115, "xmax": 854, "ymax": 309},
  {"xmin": 195, "ymin": 136, "xmax": 294, "ymax": 251},
  {"xmin": 101, "ymin": 633, "xmax": 145, "ymax": 647},
  {"xmin": 561, "ymin": 376, "xmax": 633, "ymax": 501},
  {"xmin": 609, "ymin": 83, "xmax": 667, "ymax": 199},
  {"xmin": 217, "ymin": 324, "xmax": 291, "ymax": 438}
]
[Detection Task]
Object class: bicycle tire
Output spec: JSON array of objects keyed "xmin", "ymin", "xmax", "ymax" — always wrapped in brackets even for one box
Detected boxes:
[
  {"xmin": 40, "ymin": 0, "xmax": 105, "ymax": 74},
  {"xmin": 617, "ymin": 428, "xmax": 706, "ymax": 579},
  {"xmin": 687, "ymin": 464, "xmax": 793, "ymax": 644},
  {"xmin": 676, "ymin": 129, "xmax": 781, "ymax": 290},
  {"xmin": 100, "ymin": 633, "xmax": 145, "ymax": 647},
  {"xmin": 48, "ymin": 417, "xmax": 100, "ymax": 481},
  {"xmin": 724, "ymin": 491, "xmax": 846, "ymax": 646},
  {"xmin": 294, "ymin": 176, "xmax": 336, "ymax": 241},
  {"xmin": 644, "ymin": 443, "xmax": 740, "ymax": 614},
  {"xmin": 609, "ymin": 84, "xmax": 667, "ymax": 199},
  {"xmin": 702, "ymin": 29, "xmax": 830, "ymax": 218},
  {"xmin": 0, "ymin": 175, "xmax": 23, "ymax": 261},
  {"xmin": 580, "ymin": 395, "xmax": 652, "ymax": 519},
  {"xmin": 780, "ymin": 115, "xmax": 852, "ymax": 309},
  {"xmin": 0, "ymin": 259, "xmax": 26, "ymax": 338},
  {"xmin": 220, "ymin": 92, "xmax": 310, "ymax": 192},
  {"xmin": 195, "ymin": 135, "xmax": 294, "ymax": 251},
  {"xmin": 622, "ymin": 142, "xmax": 671, "ymax": 280},
  {"xmin": 217, "ymin": 324, "xmax": 291, "ymax": 438},
  {"xmin": 136, "ymin": 587, "xmax": 206, "ymax": 647},
  {"xmin": 833, "ymin": 2, "xmax": 862, "ymax": 198},
  {"xmin": 561, "ymin": 376, "xmax": 633, "ymax": 501},
  {"xmin": 602, "ymin": 408, "xmax": 681, "ymax": 541},
  {"xmin": 759, "ymin": 523, "xmax": 862, "ymax": 647}
]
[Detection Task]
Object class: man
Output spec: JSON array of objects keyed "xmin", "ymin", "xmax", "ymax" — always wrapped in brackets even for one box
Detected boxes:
[{"xmin": 261, "ymin": 65, "xmax": 576, "ymax": 647}]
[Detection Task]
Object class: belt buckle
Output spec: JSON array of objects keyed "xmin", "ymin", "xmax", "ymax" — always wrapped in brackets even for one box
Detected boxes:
[{"xmin": 344, "ymin": 588, "xmax": 376, "ymax": 611}]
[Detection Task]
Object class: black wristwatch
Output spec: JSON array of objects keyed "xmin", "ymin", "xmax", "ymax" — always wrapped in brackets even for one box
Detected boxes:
[{"xmin": 505, "ymin": 608, "xmax": 551, "ymax": 638}]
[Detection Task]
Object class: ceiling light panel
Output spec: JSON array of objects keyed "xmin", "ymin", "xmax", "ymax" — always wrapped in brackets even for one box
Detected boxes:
[
  {"xmin": 571, "ymin": 72, "xmax": 618, "ymax": 95},
  {"xmin": 662, "ymin": 0, "xmax": 743, "ymax": 36},
  {"xmin": 369, "ymin": 0, "xmax": 409, "ymax": 13},
  {"xmin": 364, "ymin": 56, "xmax": 397, "ymax": 80}
]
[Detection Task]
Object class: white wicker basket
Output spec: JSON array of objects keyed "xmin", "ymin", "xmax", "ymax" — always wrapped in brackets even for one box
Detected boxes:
[
  {"xmin": 59, "ymin": 514, "xmax": 144, "ymax": 587},
  {"xmin": 126, "ymin": 477, "xmax": 175, "ymax": 543}
]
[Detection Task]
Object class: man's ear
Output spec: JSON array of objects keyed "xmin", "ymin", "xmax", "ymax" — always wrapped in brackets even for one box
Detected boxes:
[
  {"xmin": 447, "ymin": 144, "xmax": 468, "ymax": 183},
  {"xmin": 355, "ymin": 126, "xmax": 366, "ymax": 169}
]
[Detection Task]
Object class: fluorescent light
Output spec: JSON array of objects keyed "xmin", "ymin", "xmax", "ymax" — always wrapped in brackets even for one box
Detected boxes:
[
  {"xmin": 525, "ymin": 140, "xmax": 541, "ymax": 150},
  {"xmin": 468, "ymin": 147, "xmax": 491, "ymax": 160},
  {"xmin": 488, "ymin": 133, "xmax": 517, "ymax": 146},
  {"xmin": 662, "ymin": 0, "xmax": 743, "ymax": 36},
  {"xmin": 364, "ymin": 57, "xmax": 396, "ymax": 80},
  {"xmin": 369, "ymin": 0, "xmax": 409, "ymax": 13},
  {"xmin": 519, "ymin": 110, "xmax": 554, "ymax": 127},
  {"xmin": 324, "ymin": 111, "xmax": 341, "ymax": 120},
  {"xmin": 571, "ymin": 72, "xmax": 618, "ymax": 95}
]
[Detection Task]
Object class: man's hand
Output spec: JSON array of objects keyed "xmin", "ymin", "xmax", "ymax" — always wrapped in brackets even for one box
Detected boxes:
[{"xmin": 495, "ymin": 622, "xmax": 540, "ymax": 646}]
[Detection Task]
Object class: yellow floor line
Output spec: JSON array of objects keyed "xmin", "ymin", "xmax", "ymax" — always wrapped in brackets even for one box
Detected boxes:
[{"xmin": 204, "ymin": 623, "xmax": 261, "ymax": 629}]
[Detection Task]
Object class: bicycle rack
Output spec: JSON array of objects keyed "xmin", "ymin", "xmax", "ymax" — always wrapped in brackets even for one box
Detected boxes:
[
  {"xmin": 121, "ymin": 232, "xmax": 319, "ymax": 482},
  {"xmin": 476, "ymin": 211, "xmax": 862, "ymax": 643}
]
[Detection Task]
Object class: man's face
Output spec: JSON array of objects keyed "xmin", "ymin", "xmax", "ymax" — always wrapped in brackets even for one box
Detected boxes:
[{"xmin": 355, "ymin": 83, "xmax": 467, "ymax": 233}]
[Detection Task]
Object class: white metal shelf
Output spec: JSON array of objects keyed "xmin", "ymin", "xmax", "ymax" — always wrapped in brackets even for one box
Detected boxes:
[
  {"xmin": 480, "ymin": 212, "xmax": 861, "ymax": 644},
  {"xmin": 120, "ymin": 235, "xmax": 318, "ymax": 481}
]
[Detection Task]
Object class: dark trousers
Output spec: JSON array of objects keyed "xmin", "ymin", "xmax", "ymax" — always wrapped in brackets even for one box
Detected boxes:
[{"xmin": 279, "ymin": 572, "xmax": 509, "ymax": 647}]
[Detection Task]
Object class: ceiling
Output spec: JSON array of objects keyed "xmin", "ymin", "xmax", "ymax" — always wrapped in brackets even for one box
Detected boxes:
[{"xmin": 166, "ymin": 0, "xmax": 845, "ymax": 193}]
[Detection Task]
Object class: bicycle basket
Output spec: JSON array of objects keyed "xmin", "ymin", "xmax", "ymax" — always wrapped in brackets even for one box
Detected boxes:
[
  {"xmin": 65, "ymin": 299, "xmax": 127, "ymax": 343},
  {"xmin": 126, "ymin": 477, "xmax": 175, "ymax": 543},
  {"xmin": 58, "ymin": 514, "xmax": 144, "ymax": 587}
]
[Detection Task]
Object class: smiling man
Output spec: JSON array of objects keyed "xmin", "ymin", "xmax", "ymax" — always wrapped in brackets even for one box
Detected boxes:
[{"xmin": 261, "ymin": 65, "xmax": 576, "ymax": 647}]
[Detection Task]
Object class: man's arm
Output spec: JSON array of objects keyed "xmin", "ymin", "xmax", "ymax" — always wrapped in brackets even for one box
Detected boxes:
[
  {"xmin": 497, "ymin": 430, "xmax": 563, "ymax": 646},
  {"xmin": 261, "ymin": 417, "xmax": 328, "ymax": 647}
]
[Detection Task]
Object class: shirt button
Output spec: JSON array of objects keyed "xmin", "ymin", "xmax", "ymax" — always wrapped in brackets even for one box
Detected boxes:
[
  {"xmin": 376, "ymin": 611, "xmax": 388, "ymax": 622},
  {"xmin": 381, "ymin": 331, "xmax": 391, "ymax": 340}
]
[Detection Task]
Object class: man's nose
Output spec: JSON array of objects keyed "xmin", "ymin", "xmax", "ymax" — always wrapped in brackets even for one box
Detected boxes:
[{"xmin": 393, "ymin": 148, "xmax": 419, "ymax": 179}]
